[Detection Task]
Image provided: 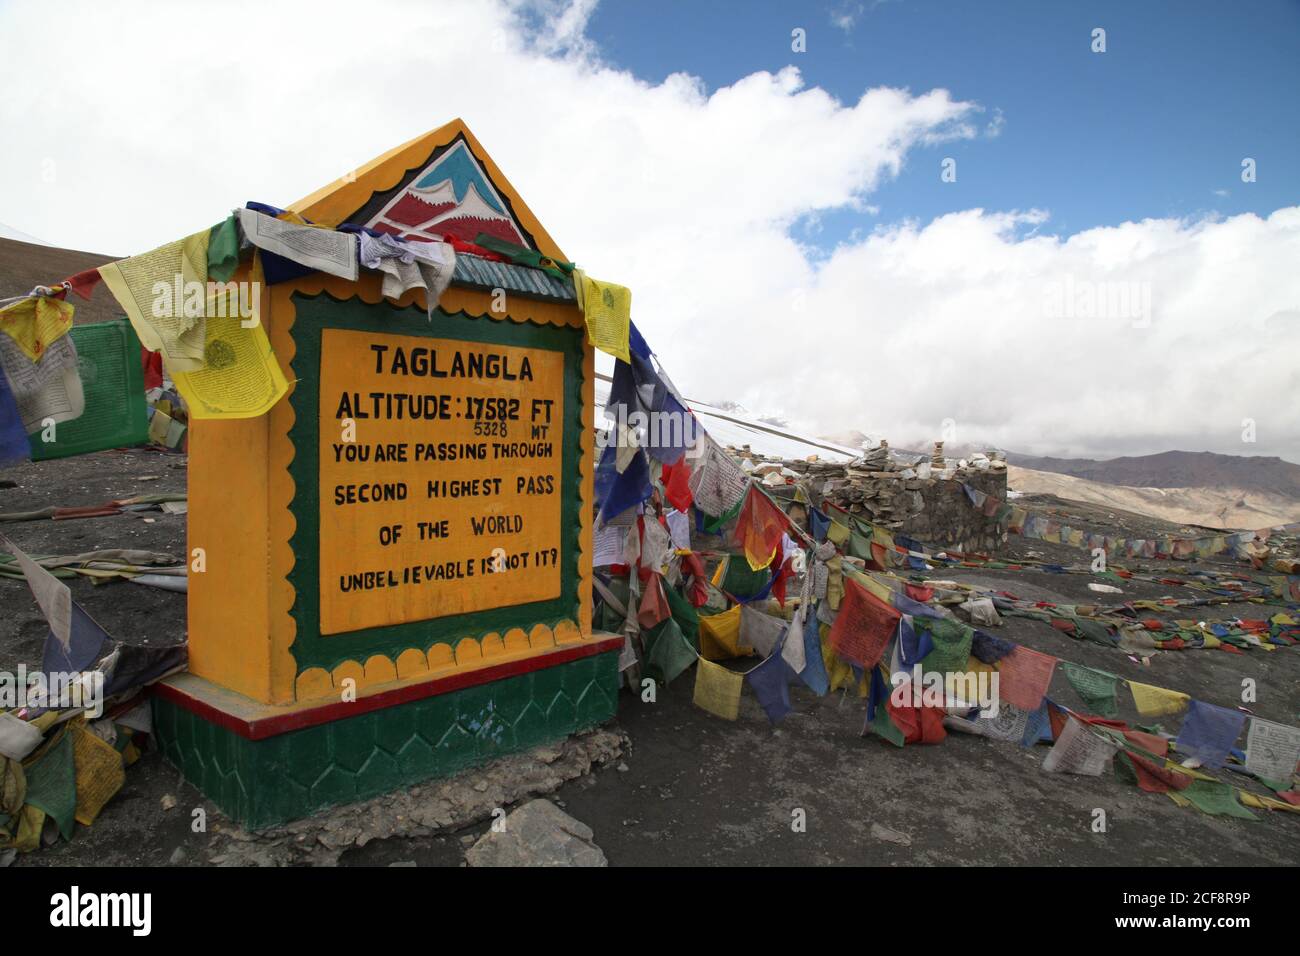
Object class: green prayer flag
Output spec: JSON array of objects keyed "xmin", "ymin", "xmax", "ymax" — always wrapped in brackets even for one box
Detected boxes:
[
  {"xmin": 870, "ymin": 706, "xmax": 906, "ymax": 748},
  {"xmin": 207, "ymin": 214, "xmax": 242, "ymax": 282},
  {"xmin": 644, "ymin": 618, "xmax": 698, "ymax": 686},
  {"xmin": 1060, "ymin": 661, "xmax": 1120, "ymax": 717},
  {"xmin": 1072, "ymin": 616, "xmax": 1115, "ymax": 646},
  {"xmin": 23, "ymin": 730, "xmax": 76, "ymax": 841},
  {"xmin": 1180, "ymin": 780, "xmax": 1259, "ymax": 821},
  {"xmin": 701, "ymin": 498, "xmax": 743, "ymax": 534},
  {"xmin": 663, "ymin": 583, "xmax": 700, "ymax": 652},
  {"xmin": 721, "ymin": 557, "xmax": 770, "ymax": 599},
  {"xmin": 29, "ymin": 321, "xmax": 148, "ymax": 462},
  {"xmin": 473, "ymin": 233, "xmax": 574, "ymax": 280},
  {"xmin": 848, "ymin": 529, "xmax": 874, "ymax": 562},
  {"xmin": 918, "ymin": 618, "xmax": 974, "ymax": 674}
]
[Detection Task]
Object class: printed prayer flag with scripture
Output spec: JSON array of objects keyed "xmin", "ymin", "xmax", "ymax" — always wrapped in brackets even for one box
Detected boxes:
[
  {"xmin": 693, "ymin": 657, "xmax": 744, "ymax": 721},
  {"xmin": 574, "ymin": 270, "xmax": 631, "ymax": 363},
  {"xmin": 1128, "ymin": 680, "xmax": 1190, "ymax": 718},
  {"xmin": 997, "ymin": 645, "xmax": 1057, "ymax": 712},
  {"xmin": 1060, "ymin": 662, "xmax": 1120, "ymax": 718},
  {"xmin": 828, "ymin": 577, "xmax": 899, "ymax": 669}
]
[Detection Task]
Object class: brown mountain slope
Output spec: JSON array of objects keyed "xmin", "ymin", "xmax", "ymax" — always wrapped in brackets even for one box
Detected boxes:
[
  {"xmin": 1005, "ymin": 449, "xmax": 1300, "ymax": 499},
  {"xmin": 0, "ymin": 236, "xmax": 124, "ymax": 325},
  {"xmin": 1007, "ymin": 465, "xmax": 1300, "ymax": 531}
]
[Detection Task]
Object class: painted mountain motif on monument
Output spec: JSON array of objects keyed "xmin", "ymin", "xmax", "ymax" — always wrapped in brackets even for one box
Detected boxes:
[{"xmin": 366, "ymin": 139, "xmax": 529, "ymax": 246}]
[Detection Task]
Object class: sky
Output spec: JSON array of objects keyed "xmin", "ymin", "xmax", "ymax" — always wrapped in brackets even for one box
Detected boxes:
[{"xmin": 1, "ymin": 0, "xmax": 1297, "ymax": 461}]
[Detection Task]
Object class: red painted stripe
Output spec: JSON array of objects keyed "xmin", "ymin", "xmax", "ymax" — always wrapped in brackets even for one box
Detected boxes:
[{"xmin": 153, "ymin": 637, "xmax": 623, "ymax": 741}]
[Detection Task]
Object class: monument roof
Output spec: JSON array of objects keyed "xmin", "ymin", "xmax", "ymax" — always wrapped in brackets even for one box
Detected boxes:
[{"xmin": 289, "ymin": 118, "xmax": 568, "ymax": 265}]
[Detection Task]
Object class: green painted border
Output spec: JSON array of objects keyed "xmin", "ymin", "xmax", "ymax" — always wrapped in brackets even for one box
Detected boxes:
[
  {"xmin": 153, "ymin": 650, "xmax": 619, "ymax": 829},
  {"xmin": 286, "ymin": 291, "xmax": 585, "ymax": 675}
]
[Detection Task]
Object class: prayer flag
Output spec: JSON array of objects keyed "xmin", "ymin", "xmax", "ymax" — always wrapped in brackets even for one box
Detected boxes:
[
  {"xmin": 1042, "ymin": 716, "xmax": 1118, "ymax": 775},
  {"xmin": 829, "ymin": 577, "xmax": 899, "ymax": 669},
  {"xmin": 693, "ymin": 657, "xmax": 743, "ymax": 720},
  {"xmin": 698, "ymin": 605, "xmax": 752, "ymax": 661},
  {"xmin": 747, "ymin": 649, "xmax": 792, "ymax": 724},
  {"xmin": 574, "ymin": 270, "xmax": 631, "ymax": 362},
  {"xmin": 1175, "ymin": 700, "xmax": 1246, "ymax": 769},
  {"xmin": 1060, "ymin": 662, "xmax": 1120, "ymax": 718},
  {"xmin": 734, "ymin": 485, "xmax": 787, "ymax": 571},
  {"xmin": 1128, "ymin": 680, "xmax": 1189, "ymax": 718},
  {"xmin": 997, "ymin": 645, "xmax": 1057, "ymax": 712}
]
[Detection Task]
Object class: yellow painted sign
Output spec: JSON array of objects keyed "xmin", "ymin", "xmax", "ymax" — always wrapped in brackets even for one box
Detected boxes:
[{"xmin": 318, "ymin": 328, "xmax": 564, "ymax": 635}]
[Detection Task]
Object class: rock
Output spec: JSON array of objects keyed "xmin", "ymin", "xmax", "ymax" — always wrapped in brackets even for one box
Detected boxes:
[
  {"xmin": 616, "ymin": 762, "xmax": 629, "ymax": 772},
  {"xmin": 870, "ymin": 822, "xmax": 912, "ymax": 847},
  {"xmin": 168, "ymin": 846, "xmax": 187, "ymax": 865},
  {"xmin": 465, "ymin": 800, "xmax": 606, "ymax": 867},
  {"xmin": 1088, "ymin": 582, "xmax": 1123, "ymax": 594},
  {"xmin": 160, "ymin": 794, "xmax": 177, "ymax": 811}
]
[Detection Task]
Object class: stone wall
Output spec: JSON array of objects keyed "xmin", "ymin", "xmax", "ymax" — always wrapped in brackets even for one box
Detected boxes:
[
  {"xmin": 897, "ymin": 469, "xmax": 1007, "ymax": 552},
  {"xmin": 736, "ymin": 445, "xmax": 1009, "ymax": 554}
]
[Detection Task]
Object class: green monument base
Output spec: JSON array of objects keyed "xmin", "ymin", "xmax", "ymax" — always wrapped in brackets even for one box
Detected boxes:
[{"xmin": 151, "ymin": 637, "xmax": 622, "ymax": 829}]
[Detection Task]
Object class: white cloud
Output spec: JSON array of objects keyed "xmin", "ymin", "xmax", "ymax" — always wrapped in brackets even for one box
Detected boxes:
[
  {"xmin": 830, "ymin": 2, "xmax": 866, "ymax": 34},
  {"xmin": 1, "ymin": 0, "xmax": 1295, "ymax": 461},
  {"xmin": 716, "ymin": 207, "xmax": 1300, "ymax": 460}
]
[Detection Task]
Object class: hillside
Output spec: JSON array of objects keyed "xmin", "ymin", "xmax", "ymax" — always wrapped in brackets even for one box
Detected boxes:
[
  {"xmin": 1005, "ymin": 449, "xmax": 1300, "ymax": 499},
  {"xmin": 1006, "ymin": 465, "xmax": 1300, "ymax": 530}
]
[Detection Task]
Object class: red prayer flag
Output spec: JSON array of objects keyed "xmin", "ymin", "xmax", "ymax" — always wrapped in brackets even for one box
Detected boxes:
[
  {"xmin": 886, "ymin": 694, "xmax": 947, "ymax": 745},
  {"xmin": 662, "ymin": 457, "xmax": 693, "ymax": 512},
  {"xmin": 869, "ymin": 541, "xmax": 887, "ymax": 571},
  {"xmin": 141, "ymin": 347, "xmax": 164, "ymax": 390},
  {"xmin": 733, "ymin": 485, "xmax": 787, "ymax": 571},
  {"xmin": 997, "ymin": 645, "xmax": 1057, "ymax": 711},
  {"xmin": 1123, "ymin": 729, "xmax": 1169, "ymax": 757},
  {"xmin": 637, "ymin": 573, "xmax": 670, "ymax": 629},
  {"xmin": 64, "ymin": 267, "xmax": 104, "ymax": 300},
  {"xmin": 905, "ymin": 583, "xmax": 934, "ymax": 603},
  {"xmin": 680, "ymin": 551, "xmax": 709, "ymax": 607},
  {"xmin": 1119, "ymin": 750, "xmax": 1191, "ymax": 793},
  {"xmin": 828, "ymin": 577, "xmax": 899, "ymax": 669}
]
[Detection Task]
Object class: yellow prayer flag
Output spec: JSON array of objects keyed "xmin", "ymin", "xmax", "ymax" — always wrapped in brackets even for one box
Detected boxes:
[
  {"xmin": 0, "ymin": 296, "xmax": 74, "ymax": 362},
  {"xmin": 1128, "ymin": 680, "xmax": 1190, "ymax": 717},
  {"xmin": 821, "ymin": 623, "xmax": 868, "ymax": 697},
  {"xmin": 845, "ymin": 567, "xmax": 893, "ymax": 604},
  {"xmin": 71, "ymin": 720, "xmax": 125, "ymax": 827},
  {"xmin": 1240, "ymin": 791, "xmax": 1300, "ymax": 814},
  {"xmin": 710, "ymin": 556, "xmax": 728, "ymax": 588},
  {"xmin": 825, "ymin": 555, "xmax": 843, "ymax": 609},
  {"xmin": 574, "ymin": 269, "xmax": 630, "ymax": 363},
  {"xmin": 693, "ymin": 657, "xmax": 743, "ymax": 720},
  {"xmin": 169, "ymin": 313, "xmax": 290, "ymax": 419},
  {"xmin": 98, "ymin": 229, "xmax": 212, "ymax": 372},
  {"xmin": 826, "ymin": 518, "xmax": 850, "ymax": 546},
  {"xmin": 698, "ymin": 605, "xmax": 752, "ymax": 660}
]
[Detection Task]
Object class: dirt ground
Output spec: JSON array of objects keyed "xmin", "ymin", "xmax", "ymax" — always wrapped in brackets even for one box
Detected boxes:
[{"xmin": 3, "ymin": 452, "xmax": 1298, "ymax": 866}]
